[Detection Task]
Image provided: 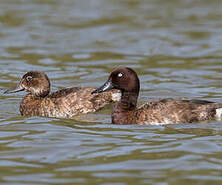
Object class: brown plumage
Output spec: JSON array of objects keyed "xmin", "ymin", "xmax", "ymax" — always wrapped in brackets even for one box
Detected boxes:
[
  {"xmin": 92, "ymin": 67, "xmax": 222, "ymax": 125},
  {"xmin": 4, "ymin": 71, "xmax": 121, "ymax": 119}
]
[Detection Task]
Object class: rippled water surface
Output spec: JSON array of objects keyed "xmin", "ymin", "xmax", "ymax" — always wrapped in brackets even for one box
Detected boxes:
[{"xmin": 1, "ymin": 0, "xmax": 222, "ymax": 184}]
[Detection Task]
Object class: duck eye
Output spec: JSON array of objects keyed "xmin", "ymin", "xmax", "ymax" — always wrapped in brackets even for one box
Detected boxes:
[
  {"xmin": 26, "ymin": 76, "xmax": 32, "ymax": 81},
  {"xmin": 118, "ymin": 73, "xmax": 123, "ymax": 78}
]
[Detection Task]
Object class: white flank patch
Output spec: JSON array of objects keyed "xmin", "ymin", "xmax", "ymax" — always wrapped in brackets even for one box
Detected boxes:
[
  {"xmin": 216, "ymin": 108, "xmax": 222, "ymax": 120},
  {"xmin": 112, "ymin": 92, "xmax": 121, "ymax": 102},
  {"xmin": 144, "ymin": 119, "xmax": 172, "ymax": 125}
]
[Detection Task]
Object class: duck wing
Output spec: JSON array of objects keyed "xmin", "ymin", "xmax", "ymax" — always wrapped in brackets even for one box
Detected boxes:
[
  {"xmin": 48, "ymin": 87, "xmax": 118, "ymax": 118},
  {"xmin": 136, "ymin": 98, "xmax": 222, "ymax": 125}
]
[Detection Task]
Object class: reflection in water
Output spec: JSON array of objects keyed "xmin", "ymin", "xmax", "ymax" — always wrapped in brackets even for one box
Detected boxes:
[{"xmin": 1, "ymin": 0, "xmax": 222, "ymax": 184}]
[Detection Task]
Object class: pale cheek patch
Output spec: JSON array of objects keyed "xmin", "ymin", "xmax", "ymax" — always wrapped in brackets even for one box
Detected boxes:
[
  {"xmin": 112, "ymin": 92, "xmax": 121, "ymax": 102},
  {"xmin": 216, "ymin": 108, "xmax": 222, "ymax": 120}
]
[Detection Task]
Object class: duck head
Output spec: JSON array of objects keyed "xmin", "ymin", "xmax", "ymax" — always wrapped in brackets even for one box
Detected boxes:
[
  {"xmin": 92, "ymin": 67, "xmax": 140, "ymax": 94},
  {"xmin": 4, "ymin": 71, "xmax": 50, "ymax": 98}
]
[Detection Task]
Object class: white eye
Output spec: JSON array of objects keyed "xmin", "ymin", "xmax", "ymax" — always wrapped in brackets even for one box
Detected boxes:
[
  {"xmin": 118, "ymin": 73, "xmax": 123, "ymax": 78},
  {"xmin": 26, "ymin": 76, "xmax": 32, "ymax": 81}
]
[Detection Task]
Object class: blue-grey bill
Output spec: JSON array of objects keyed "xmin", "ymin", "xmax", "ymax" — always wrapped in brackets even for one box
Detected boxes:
[
  {"xmin": 91, "ymin": 80, "xmax": 113, "ymax": 94},
  {"xmin": 4, "ymin": 83, "xmax": 24, "ymax": 94}
]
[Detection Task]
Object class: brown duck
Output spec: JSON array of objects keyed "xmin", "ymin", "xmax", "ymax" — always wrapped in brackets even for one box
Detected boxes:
[
  {"xmin": 4, "ymin": 71, "xmax": 121, "ymax": 119},
  {"xmin": 92, "ymin": 67, "xmax": 222, "ymax": 125}
]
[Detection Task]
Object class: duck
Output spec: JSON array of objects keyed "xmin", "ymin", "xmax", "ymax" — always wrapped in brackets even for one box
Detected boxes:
[
  {"xmin": 4, "ymin": 71, "xmax": 121, "ymax": 119},
  {"xmin": 91, "ymin": 67, "xmax": 222, "ymax": 125}
]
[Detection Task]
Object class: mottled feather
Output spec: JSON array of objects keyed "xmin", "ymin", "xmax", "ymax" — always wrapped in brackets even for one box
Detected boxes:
[
  {"xmin": 92, "ymin": 67, "xmax": 222, "ymax": 125},
  {"xmin": 5, "ymin": 71, "xmax": 120, "ymax": 119}
]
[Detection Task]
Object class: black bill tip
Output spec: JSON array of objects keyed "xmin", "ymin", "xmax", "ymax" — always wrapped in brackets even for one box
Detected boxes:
[{"xmin": 91, "ymin": 88, "xmax": 100, "ymax": 94}]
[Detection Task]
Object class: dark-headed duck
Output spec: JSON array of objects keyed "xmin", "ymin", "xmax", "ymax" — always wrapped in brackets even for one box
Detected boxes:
[
  {"xmin": 4, "ymin": 71, "xmax": 121, "ymax": 118},
  {"xmin": 92, "ymin": 67, "xmax": 222, "ymax": 125}
]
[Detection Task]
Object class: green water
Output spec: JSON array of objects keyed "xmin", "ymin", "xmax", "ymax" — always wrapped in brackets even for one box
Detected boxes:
[{"xmin": 1, "ymin": 0, "xmax": 222, "ymax": 184}]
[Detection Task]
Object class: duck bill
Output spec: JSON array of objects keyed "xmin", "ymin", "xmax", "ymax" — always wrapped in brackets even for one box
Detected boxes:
[
  {"xmin": 91, "ymin": 79, "xmax": 113, "ymax": 94},
  {"xmin": 4, "ymin": 82, "xmax": 24, "ymax": 94}
]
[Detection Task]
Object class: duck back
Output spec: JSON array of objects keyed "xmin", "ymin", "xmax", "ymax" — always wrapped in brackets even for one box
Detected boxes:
[
  {"xmin": 20, "ymin": 87, "xmax": 120, "ymax": 118},
  {"xmin": 134, "ymin": 98, "xmax": 222, "ymax": 125}
]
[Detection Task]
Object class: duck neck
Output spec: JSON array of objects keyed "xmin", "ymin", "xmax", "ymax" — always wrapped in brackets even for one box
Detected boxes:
[{"xmin": 117, "ymin": 90, "xmax": 138, "ymax": 111}]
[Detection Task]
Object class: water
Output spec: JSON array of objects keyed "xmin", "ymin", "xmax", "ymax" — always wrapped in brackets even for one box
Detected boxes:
[{"xmin": 1, "ymin": 0, "xmax": 222, "ymax": 184}]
